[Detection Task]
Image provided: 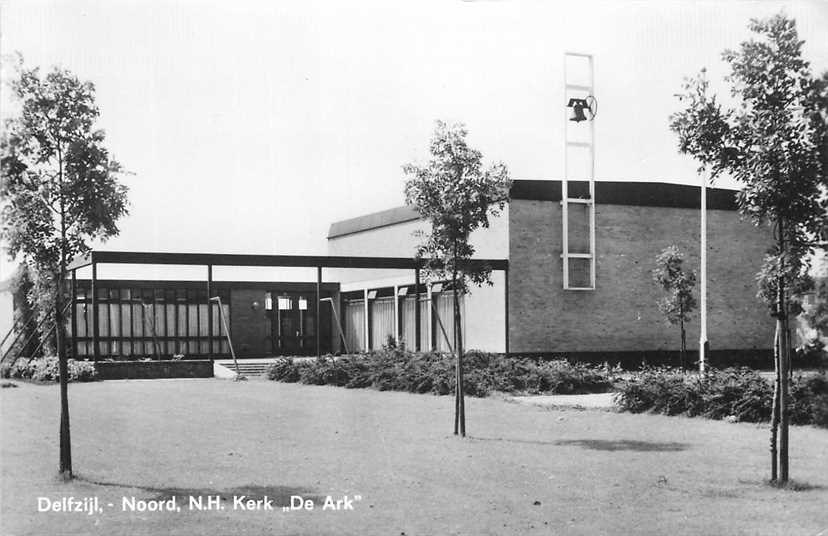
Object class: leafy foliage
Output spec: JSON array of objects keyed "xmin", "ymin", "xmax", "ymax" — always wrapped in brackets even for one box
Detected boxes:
[
  {"xmin": 403, "ymin": 120, "xmax": 511, "ymax": 293},
  {"xmin": 1, "ymin": 357, "xmax": 98, "ymax": 382},
  {"xmin": 403, "ymin": 120, "xmax": 511, "ymax": 434},
  {"xmin": 266, "ymin": 349, "xmax": 615, "ymax": 398},
  {"xmin": 792, "ymin": 338, "xmax": 828, "ymax": 368},
  {"xmin": 669, "ymin": 14, "xmax": 826, "ymax": 310},
  {"xmin": 803, "ymin": 278, "xmax": 828, "ymax": 334},
  {"xmin": 755, "ymin": 250, "xmax": 813, "ymax": 316},
  {"xmin": 652, "ymin": 246, "xmax": 697, "ymax": 325},
  {"xmin": 668, "ymin": 14, "xmax": 828, "ymax": 478},
  {"xmin": 790, "ymin": 373, "xmax": 828, "ymax": 427},
  {"xmin": 616, "ymin": 367, "xmax": 827, "ymax": 427},
  {"xmin": 652, "ymin": 246, "xmax": 696, "ymax": 367},
  {"xmin": 1, "ymin": 56, "xmax": 129, "ymax": 352},
  {"xmin": 7, "ymin": 264, "xmax": 40, "ymax": 357}
]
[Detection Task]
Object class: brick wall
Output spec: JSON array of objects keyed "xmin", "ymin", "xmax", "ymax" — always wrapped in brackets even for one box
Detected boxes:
[
  {"xmin": 94, "ymin": 359, "xmax": 213, "ymax": 380},
  {"xmin": 508, "ymin": 199, "xmax": 774, "ymax": 353}
]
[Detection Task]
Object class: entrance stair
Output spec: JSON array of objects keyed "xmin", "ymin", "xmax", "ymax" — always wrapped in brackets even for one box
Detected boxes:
[{"xmin": 213, "ymin": 358, "xmax": 283, "ymax": 378}]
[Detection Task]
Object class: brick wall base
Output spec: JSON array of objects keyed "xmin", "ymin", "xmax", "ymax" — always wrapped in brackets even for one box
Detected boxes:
[{"xmin": 94, "ymin": 359, "xmax": 214, "ymax": 380}]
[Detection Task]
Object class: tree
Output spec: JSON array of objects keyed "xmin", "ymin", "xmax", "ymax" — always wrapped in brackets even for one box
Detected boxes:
[
  {"xmin": 403, "ymin": 120, "xmax": 511, "ymax": 437},
  {"xmin": 652, "ymin": 246, "xmax": 697, "ymax": 369},
  {"xmin": 1, "ymin": 56, "xmax": 129, "ymax": 479},
  {"xmin": 7, "ymin": 263, "xmax": 39, "ymax": 359},
  {"xmin": 669, "ymin": 14, "xmax": 827, "ymax": 484},
  {"xmin": 805, "ymin": 278, "xmax": 828, "ymax": 336}
]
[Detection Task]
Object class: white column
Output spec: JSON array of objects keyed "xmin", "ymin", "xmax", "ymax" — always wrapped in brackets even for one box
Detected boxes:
[
  {"xmin": 699, "ymin": 173, "xmax": 708, "ymax": 373},
  {"xmin": 363, "ymin": 288, "xmax": 370, "ymax": 352},
  {"xmin": 393, "ymin": 285, "xmax": 400, "ymax": 344},
  {"xmin": 427, "ymin": 284, "xmax": 433, "ymax": 350}
]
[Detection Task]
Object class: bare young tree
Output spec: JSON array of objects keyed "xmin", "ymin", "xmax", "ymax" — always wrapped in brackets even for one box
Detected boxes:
[
  {"xmin": 403, "ymin": 120, "xmax": 511, "ymax": 437},
  {"xmin": 669, "ymin": 14, "xmax": 827, "ymax": 483},
  {"xmin": 1, "ymin": 57, "xmax": 129, "ymax": 479},
  {"xmin": 652, "ymin": 246, "xmax": 697, "ymax": 369}
]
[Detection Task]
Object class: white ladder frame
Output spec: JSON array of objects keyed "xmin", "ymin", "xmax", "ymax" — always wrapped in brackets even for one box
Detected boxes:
[{"xmin": 562, "ymin": 52, "xmax": 596, "ymax": 290}]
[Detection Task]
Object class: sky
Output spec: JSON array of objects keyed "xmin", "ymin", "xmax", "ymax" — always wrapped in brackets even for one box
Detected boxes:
[{"xmin": 1, "ymin": 0, "xmax": 827, "ymax": 281}]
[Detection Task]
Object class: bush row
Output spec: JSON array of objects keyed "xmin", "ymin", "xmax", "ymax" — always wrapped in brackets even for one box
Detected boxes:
[
  {"xmin": 266, "ymin": 348, "xmax": 617, "ymax": 397},
  {"xmin": 0, "ymin": 357, "xmax": 99, "ymax": 382},
  {"xmin": 615, "ymin": 367, "xmax": 828, "ymax": 427}
]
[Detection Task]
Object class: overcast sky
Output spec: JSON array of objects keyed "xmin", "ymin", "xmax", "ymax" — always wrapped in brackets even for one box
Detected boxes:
[{"xmin": 2, "ymin": 0, "xmax": 827, "ymax": 281}]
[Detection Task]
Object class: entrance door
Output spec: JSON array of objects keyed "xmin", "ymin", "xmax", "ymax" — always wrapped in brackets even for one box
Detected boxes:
[
  {"xmin": 274, "ymin": 295, "xmax": 300, "ymax": 354},
  {"xmin": 273, "ymin": 293, "xmax": 320, "ymax": 355}
]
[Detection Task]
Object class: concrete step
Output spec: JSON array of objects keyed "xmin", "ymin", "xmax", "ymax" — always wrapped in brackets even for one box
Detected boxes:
[
  {"xmin": 214, "ymin": 359, "xmax": 277, "ymax": 377},
  {"xmin": 221, "ymin": 365, "xmax": 271, "ymax": 374}
]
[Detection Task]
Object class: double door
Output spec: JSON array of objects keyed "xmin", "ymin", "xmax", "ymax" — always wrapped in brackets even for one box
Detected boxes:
[{"xmin": 271, "ymin": 293, "xmax": 317, "ymax": 355}]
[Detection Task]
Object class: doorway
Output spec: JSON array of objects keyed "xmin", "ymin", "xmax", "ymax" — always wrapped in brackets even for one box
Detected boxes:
[{"xmin": 271, "ymin": 293, "xmax": 328, "ymax": 356}]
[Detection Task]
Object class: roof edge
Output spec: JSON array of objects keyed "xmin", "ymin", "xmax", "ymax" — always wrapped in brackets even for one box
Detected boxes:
[
  {"xmin": 327, "ymin": 179, "xmax": 741, "ymax": 239},
  {"xmin": 327, "ymin": 205, "xmax": 420, "ymax": 239}
]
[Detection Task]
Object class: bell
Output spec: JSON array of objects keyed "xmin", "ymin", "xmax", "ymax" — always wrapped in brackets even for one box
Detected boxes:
[
  {"xmin": 567, "ymin": 97, "xmax": 593, "ymax": 122},
  {"xmin": 568, "ymin": 104, "xmax": 588, "ymax": 122}
]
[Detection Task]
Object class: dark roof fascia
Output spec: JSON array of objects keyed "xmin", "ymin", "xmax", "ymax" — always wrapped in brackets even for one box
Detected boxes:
[
  {"xmin": 73, "ymin": 279, "xmax": 341, "ymax": 291},
  {"xmin": 67, "ymin": 251, "xmax": 507, "ymax": 272},
  {"xmin": 326, "ymin": 180, "xmax": 741, "ymax": 240},
  {"xmin": 511, "ymin": 180, "xmax": 739, "ymax": 210}
]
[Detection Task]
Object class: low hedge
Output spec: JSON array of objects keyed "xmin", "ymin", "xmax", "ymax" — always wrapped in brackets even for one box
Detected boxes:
[
  {"xmin": 616, "ymin": 367, "xmax": 828, "ymax": 427},
  {"xmin": 0, "ymin": 357, "xmax": 99, "ymax": 383},
  {"xmin": 267, "ymin": 348, "xmax": 616, "ymax": 397}
]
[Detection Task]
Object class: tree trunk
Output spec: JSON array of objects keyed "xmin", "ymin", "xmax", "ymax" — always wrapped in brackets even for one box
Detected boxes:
[
  {"xmin": 57, "ymin": 148, "xmax": 72, "ymax": 480},
  {"xmin": 454, "ymin": 283, "xmax": 465, "ymax": 437},
  {"xmin": 779, "ymin": 300, "xmax": 790, "ymax": 483},
  {"xmin": 680, "ymin": 318, "xmax": 687, "ymax": 370},
  {"xmin": 770, "ymin": 323, "xmax": 780, "ymax": 482},
  {"xmin": 56, "ymin": 267, "xmax": 72, "ymax": 479},
  {"xmin": 451, "ymin": 241, "xmax": 465, "ymax": 437},
  {"xmin": 776, "ymin": 221, "xmax": 789, "ymax": 484}
]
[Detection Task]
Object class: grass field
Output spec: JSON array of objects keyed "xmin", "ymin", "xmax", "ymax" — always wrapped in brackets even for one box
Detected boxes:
[{"xmin": 1, "ymin": 379, "xmax": 827, "ymax": 536}]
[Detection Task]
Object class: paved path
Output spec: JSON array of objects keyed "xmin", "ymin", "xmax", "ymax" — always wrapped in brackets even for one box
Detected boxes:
[{"xmin": 508, "ymin": 391, "xmax": 617, "ymax": 410}]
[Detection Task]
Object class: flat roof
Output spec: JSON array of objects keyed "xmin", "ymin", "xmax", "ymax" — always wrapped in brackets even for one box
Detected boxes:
[
  {"xmin": 72, "ymin": 279, "xmax": 341, "ymax": 291},
  {"xmin": 68, "ymin": 251, "xmax": 508, "ymax": 272},
  {"xmin": 328, "ymin": 179, "xmax": 740, "ymax": 239}
]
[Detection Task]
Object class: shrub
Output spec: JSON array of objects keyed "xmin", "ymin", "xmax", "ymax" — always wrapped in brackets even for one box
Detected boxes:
[
  {"xmin": 793, "ymin": 338, "xmax": 828, "ymax": 368},
  {"xmin": 266, "ymin": 358, "xmax": 303, "ymax": 382},
  {"xmin": 791, "ymin": 372, "xmax": 828, "ymax": 427},
  {"xmin": 265, "ymin": 349, "xmax": 615, "ymax": 398},
  {"xmin": 0, "ymin": 357, "xmax": 99, "ymax": 382},
  {"xmin": 616, "ymin": 367, "xmax": 826, "ymax": 427}
]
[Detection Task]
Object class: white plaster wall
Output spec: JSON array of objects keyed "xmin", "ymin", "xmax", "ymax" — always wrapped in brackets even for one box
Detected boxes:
[
  {"xmin": 327, "ymin": 206, "xmax": 509, "ymax": 285},
  {"xmin": 463, "ymin": 271, "xmax": 506, "ymax": 353},
  {"xmin": 327, "ymin": 207, "xmax": 509, "ymax": 352}
]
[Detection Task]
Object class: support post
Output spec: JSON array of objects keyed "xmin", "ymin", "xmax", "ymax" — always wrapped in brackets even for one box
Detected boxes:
[
  {"xmin": 91, "ymin": 262, "xmax": 100, "ymax": 361},
  {"xmin": 211, "ymin": 297, "xmax": 240, "ymax": 376},
  {"xmin": 414, "ymin": 268, "xmax": 421, "ymax": 352},
  {"xmin": 427, "ymin": 284, "xmax": 435, "ymax": 350},
  {"xmin": 363, "ymin": 288, "xmax": 370, "ymax": 352},
  {"xmin": 393, "ymin": 285, "xmax": 400, "ymax": 345},
  {"xmin": 70, "ymin": 270, "xmax": 77, "ymax": 359},
  {"xmin": 699, "ymin": 173, "xmax": 708, "ymax": 373},
  {"xmin": 504, "ymin": 267, "xmax": 510, "ymax": 359},
  {"xmin": 316, "ymin": 266, "xmax": 322, "ymax": 359},
  {"xmin": 207, "ymin": 265, "xmax": 213, "ymax": 358}
]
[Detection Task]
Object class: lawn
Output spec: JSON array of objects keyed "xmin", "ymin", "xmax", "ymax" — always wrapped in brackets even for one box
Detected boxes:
[{"xmin": 1, "ymin": 379, "xmax": 827, "ymax": 536}]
